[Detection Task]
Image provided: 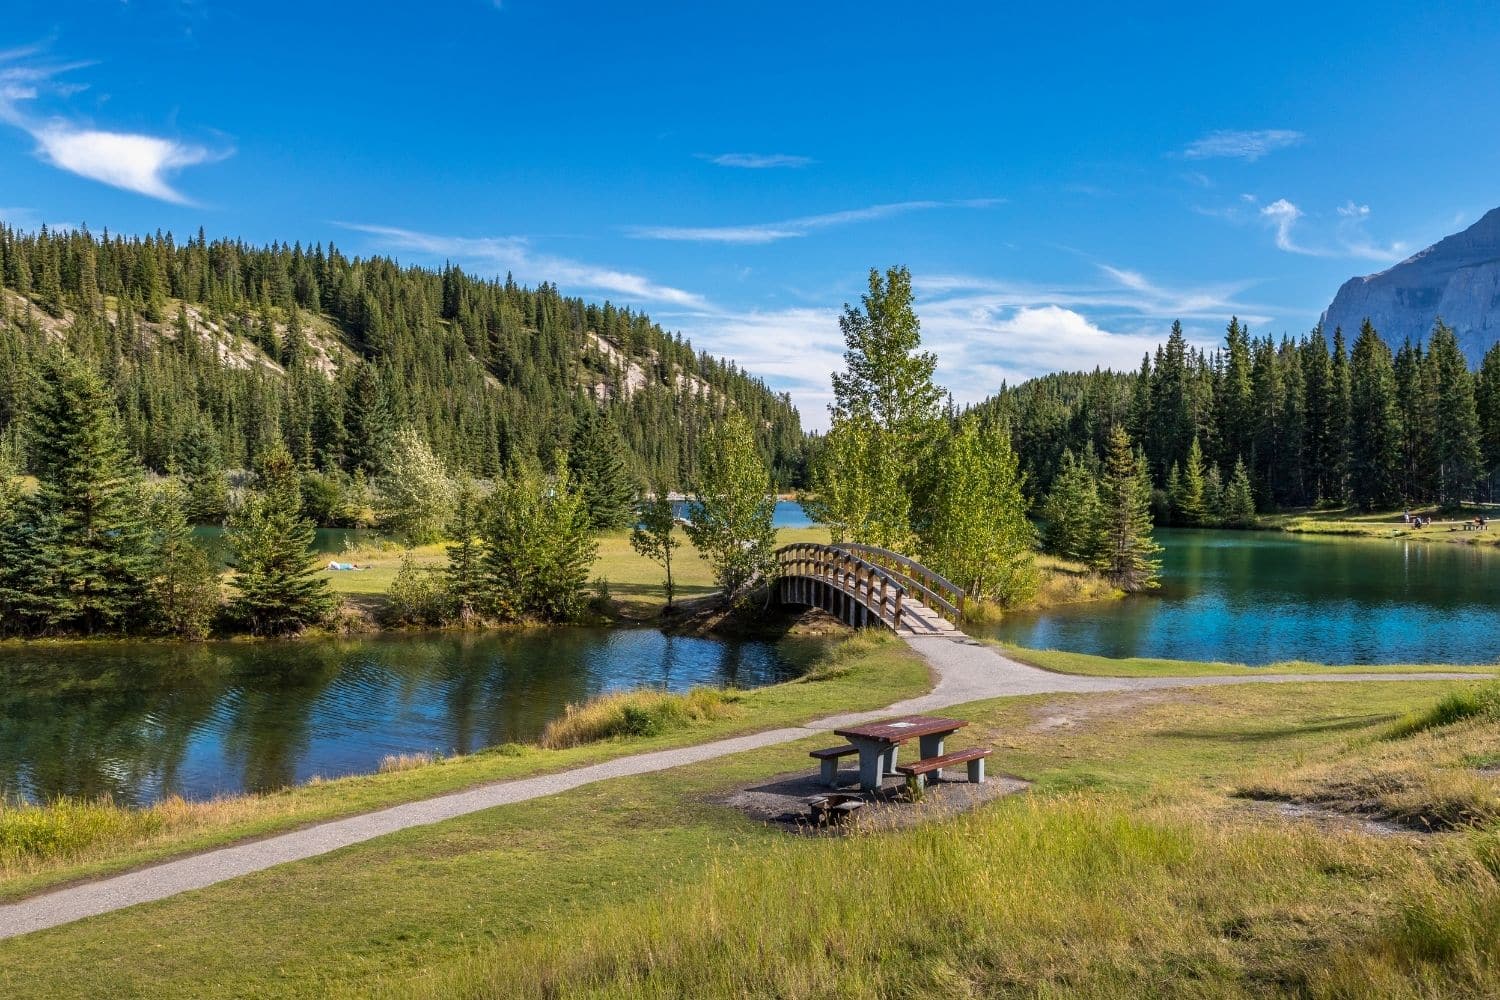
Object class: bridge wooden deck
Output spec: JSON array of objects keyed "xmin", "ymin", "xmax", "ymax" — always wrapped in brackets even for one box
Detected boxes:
[{"xmin": 773, "ymin": 543, "xmax": 967, "ymax": 637}]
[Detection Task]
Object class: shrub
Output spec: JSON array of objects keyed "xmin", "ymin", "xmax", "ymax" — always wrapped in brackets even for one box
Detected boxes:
[{"xmin": 382, "ymin": 553, "xmax": 454, "ymax": 627}]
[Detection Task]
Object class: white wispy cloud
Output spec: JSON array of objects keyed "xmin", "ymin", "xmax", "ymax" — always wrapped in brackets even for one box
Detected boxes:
[
  {"xmin": 338, "ymin": 223, "xmax": 708, "ymax": 308},
  {"xmin": 630, "ymin": 198, "xmax": 1004, "ymax": 244},
  {"xmin": 1183, "ymin": 129, "xmax": 1304, "ymax": 161},
  {"xmin": 0, "ymin": 46, "xmax": 227, "ymax": 204},
  {"xmin": 700, "ymin": 152, "xmax": 814, "ymax": 169},
  {"xmin": 1249, "ymin": 196, "xmax": 1408, "ymax": 262}
]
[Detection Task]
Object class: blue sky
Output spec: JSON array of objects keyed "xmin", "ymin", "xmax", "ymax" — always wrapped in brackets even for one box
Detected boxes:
[{"xmin": 3, "ymin": 2, "xmax": 1499, "ymax": 427}]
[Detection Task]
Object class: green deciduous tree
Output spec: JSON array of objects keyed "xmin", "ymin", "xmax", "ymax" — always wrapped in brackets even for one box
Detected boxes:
[
  {"xmin": 630, "ymin": 490, "xmax": 681, "ymax": 608},
  {"xmin": 481, "ymin": 459, "xmax": 597, "ymax": 622},
  {"xmin": 226, "ymin": 444, "xmax": 335, "ymax": 635},
  {"xmin": 1093, "ymin": 426, "xmax": 1161, "ymax": 591},
  {"xmin": 807, "ymin": 412, "xmax": 913, "ymax": 550},
  {"xmin": 376, "ymin": 426, "xmax": 456, "ymax": 546},
  {"xmin": 685, "ymin": 410, "xmax": 777, "ymax": 602},
  {"xmin": 920, "ymin": 418, "xmax": 1038, "ymax": 607}
]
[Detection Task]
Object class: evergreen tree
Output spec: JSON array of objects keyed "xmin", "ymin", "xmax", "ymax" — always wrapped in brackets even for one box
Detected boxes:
[
  {"xmin": 480, "ymin": 458, "xmax": 597, "ymax": 622},
  {"xmin": 630, "ymin": 490, "xmax": 681, "ymax": 608},
  {"xmin": 920, "ymin": 418, "xmax": 1038, "ymax": 607},
  {"xmin": 1040, "ymin": 448, "xmax": 1101, "ymax": 563},
  {"xmin": 1221, "ymin": 458, "xmax": 1257, "ymax": 526},
  {"xmin": 376, "ymin": 426, "xmax": 456, "ymax": 546},
  {"xmin": 344, "ymin": 364, "xmax": 394, "ymax": 476},
  {"xmin": 178, "ymin": 419, "xmax": 228, "ymax": 523},
  {"xmin": 226, "ymin": 444, "xmax": 335, "ymax": 635},
  {"xmin": 1428, "ymin": 320, "xmax": 1482, "ymax": 505},
  {"xmin": 144, "ymin": 483, "xmax": 223, "ymax": 638},
  {"xmin": 1202, "ymin": 464, "xmax": 1224, "ymax": 524},
  {"xmin": 1176, "ymin": 436, "xmax": 1208, "ymax": 525},
  {"xmin": 5, "ymin": 352, "xmax": 153, "ymax": 635},
  {"xmin": 1092, "ymin": 426, "xmax": 1160, "ymax": 592},
  {"xmin": 569, "ymin": 407, "xmax": 636, "ymax": 531},
  {"xmin": 1476, "ymin": 342, "xmax": 1500, "ymax": 499},
  {"xmin": 685, "ymin": 409, "xmax": 778, "ymax": 602},
  {"xmin": 1347, "ymin": 321, "xmax": 1403, "ymax": 511},
  {"xmin": 1330, "ymin": 327, "xmax": 1353, "ymax": 502},
  {"xmin": 444, "ymin": 476, "xmax": 486, "ymax": 622}
]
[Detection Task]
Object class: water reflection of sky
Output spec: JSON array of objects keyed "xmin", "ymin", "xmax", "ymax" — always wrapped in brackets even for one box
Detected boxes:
[
  {"xmin": 0, "ymin": 629, "xmax": 799, "ymax": 806},
  {"xmin": 980, "ymin": 530, "xmax": 1500, "ymax": 666}
]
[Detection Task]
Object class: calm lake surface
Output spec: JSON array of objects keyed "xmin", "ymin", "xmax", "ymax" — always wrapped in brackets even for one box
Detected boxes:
[
  {"xmin": 978, "ymin": 529, "xmax": 1500, "ymax": 665},
  {"xmin": 0, "ymin": 630, "xmax": 802, "ymax": 806}
]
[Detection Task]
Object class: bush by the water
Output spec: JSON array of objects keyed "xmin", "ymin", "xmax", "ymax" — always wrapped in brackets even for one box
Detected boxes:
[{"xmin": 539, "ymin": 688, "xmax": 740, "ymax": 749}]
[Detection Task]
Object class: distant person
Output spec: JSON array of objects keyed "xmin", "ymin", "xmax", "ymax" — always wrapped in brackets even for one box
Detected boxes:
[{"xmin": 1403, "ymin": 508, "xmax": 1411, "ymax": 524}]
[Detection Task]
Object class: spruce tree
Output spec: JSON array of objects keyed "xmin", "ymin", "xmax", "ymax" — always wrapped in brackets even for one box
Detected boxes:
[
  {"xmin": 1176, "ymin": 436, "xmax": 1208, "ymax": 526},
  {"xmin": 1329, "ymin": 327, "xmax": 1353, "ymax": 503},
  {"xmin": 144, "ymin": 482, "xmax": 223, "ymax": 638},
  {"xmin": 178, "ymin": 418, "xmax": 228, "ymax": 523},
  {"xmin": 1092, "ymin": 426, "xmax": 1160, "ymax": 592},
  {"xmin": 1427, "ymin": 320, "xmax": 1482, "ymax": 505},
  {"xmin": 444, "ymin": 476, "xmax": 486, "ymax": 622},
  {"xmin": 1476, "ymin": 342, "xmax": 1500, "ymax": 500},
  {"xmin": 1348, "ymin": 321, "xmax": 1403, "ymax": 511},
  {"xmin": 344, "ymin": 364, "xmax": 393, "ymax": 476},
  {"xmin": 569, "ymin": 406, "xmax": 636, "ymax": 531},
  {"xmin": 15, "ymin": 351, "xmax": 153, "ymax": 634},
  {"xmin": 1222, "ymin": 458, "xmax": 1257, "ymax": 526},
  {"xmin": 226, "ymin": 444, "xmax": 335, "ymax": 635},
  {"xmin": 1041, "ymin": 448, "xmax": 1102, "ymax": 563}
]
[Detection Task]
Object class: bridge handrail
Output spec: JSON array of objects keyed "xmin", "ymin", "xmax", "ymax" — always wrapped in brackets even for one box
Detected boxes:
[
  {"xmin": 773, "ymin": 543, "xmax": 908, "ymax": 629},
  {"xmin": 832, "ymin": 543, "xmax": 967, "ymax": 621}
]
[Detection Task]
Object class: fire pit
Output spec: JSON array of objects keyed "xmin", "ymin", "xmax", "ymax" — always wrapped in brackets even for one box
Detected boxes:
[{"xmin": 805, "ymin": 793, "xmax": 865, "ymax": 824}]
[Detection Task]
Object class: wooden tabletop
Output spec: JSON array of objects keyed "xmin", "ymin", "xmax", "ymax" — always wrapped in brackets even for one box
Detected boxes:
[{"xmin": 834, "ymin": 715, "xmax": 968, "ymax": 743}]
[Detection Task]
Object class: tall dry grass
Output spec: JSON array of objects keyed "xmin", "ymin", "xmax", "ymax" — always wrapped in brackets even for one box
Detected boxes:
[
  {"xmin": 539, "ymin": 687, "xmax": 741, "ymax": 749},
  {"xmin": 355, "ymin": 793, "xmax": 1500, "ymax": 999}
]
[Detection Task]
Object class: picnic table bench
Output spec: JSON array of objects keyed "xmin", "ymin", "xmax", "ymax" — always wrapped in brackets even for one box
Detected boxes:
[
  {"xmin": 897, "ymin": 747, "xmax": 990, "ymax": 789},
  {"xmin": 827, "ymin": 715, "xmax": 971, "ymax": 791}
]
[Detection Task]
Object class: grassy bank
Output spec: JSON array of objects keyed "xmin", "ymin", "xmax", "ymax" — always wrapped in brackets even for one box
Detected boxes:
[
  {"xmin": 0, "ymin": 631, "xmax": 927, "ymax": 903},
  {"xmin": 999, "ymin": 643, "xmax": 1500, "ymax": 677},
  {"xmin": 1262, "ymin": 504, "xmax": 1500, "ymax": 547},
  {"xmin": 1, "ymin": 677, "xmax": 1493, "ymax": 997}
]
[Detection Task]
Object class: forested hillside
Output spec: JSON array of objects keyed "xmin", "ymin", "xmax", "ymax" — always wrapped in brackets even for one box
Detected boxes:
[
  {"xmin": 0, "ymin": 226, "xmax": 804, "ymax": 490},
  {"xmin": 980, "ymin": 317, "xmax": 1500, "ymax": 513}
]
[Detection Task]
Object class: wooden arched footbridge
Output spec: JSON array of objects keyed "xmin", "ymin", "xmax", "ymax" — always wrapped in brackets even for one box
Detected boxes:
[{"xmin": 773, "ymin": 543, "xmax": 967, "ymax": 637}]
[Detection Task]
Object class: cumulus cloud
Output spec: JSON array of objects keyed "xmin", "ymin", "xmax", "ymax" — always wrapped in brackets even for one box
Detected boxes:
[
  {"xmin": 0, "ymin": 47, "xmax": 226, "ymax": 204},
  {"xmin": 1183, "ymin": 129, "xmax": 1304, "ymax": 161},
  {"xmin": 630, "ymin": 198, "xmax": 1004, "ymax": 244},
  {"xmin": 338, "ymin": 223, "xmax": 708, "ymax": 308},
  {"xmin": 700, "ymin": 152, "xmax": 814, "ymax": 169}
]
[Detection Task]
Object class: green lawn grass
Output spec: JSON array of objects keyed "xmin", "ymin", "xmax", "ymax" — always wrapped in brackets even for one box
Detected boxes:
[
  {"xmin": 0, "ymin": 632, "xmax": 926, "ymax": 904},
  {"xmin": 999, "ymin": 642, "xmax": 1500, "ymax": 677},
  {"xmin": 1260, "ymin": 503, "xmax": 1500, "ymax": 547},
  {"xmin": 1, "ymin": 678, "xmax": 1491, "ymax": 997}
]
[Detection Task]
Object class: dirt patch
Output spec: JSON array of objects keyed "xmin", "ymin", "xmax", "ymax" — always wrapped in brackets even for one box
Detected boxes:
[
  {"xmin": 1238, "ymin": 797, "xmax": 1424, "ymax": 837},
  {"xmin": 1027, "ymin": 691, "xmax": 1184, "ymax": 732},
  {"xmin": 713, "ymin": 768, "xmax": 1029, "ymax": 836}
]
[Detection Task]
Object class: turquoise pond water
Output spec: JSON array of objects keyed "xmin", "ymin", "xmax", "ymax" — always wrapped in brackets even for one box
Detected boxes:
[{"xmin": 975, "ymin": 529, "xmax": 1500, "ymax": 666}]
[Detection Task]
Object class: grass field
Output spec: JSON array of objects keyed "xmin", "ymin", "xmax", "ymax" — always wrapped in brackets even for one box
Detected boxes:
[
  {"xmin": 1262, "ymin": 503, "xmax": 1500, "ymax": 547},
  {"xmin": 2, "ymin": 675, "xmax": 1495, "ymax": 997}
]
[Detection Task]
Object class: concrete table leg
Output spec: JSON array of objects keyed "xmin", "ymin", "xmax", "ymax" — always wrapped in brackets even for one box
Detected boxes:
[
  {"xmin": 855, "ymin": 741, "xmax": 885, "ymax": 791},
  {"xmin": 917, "ymin": 732, "xmax": 949, "ymax": 786},
  {"xmin": 884, "ymin": 744, "xmax": 900, "ymax": 776}
]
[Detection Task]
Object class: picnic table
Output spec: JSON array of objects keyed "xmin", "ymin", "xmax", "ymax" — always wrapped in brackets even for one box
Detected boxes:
[{"xmin": 833, "ymin": 715, "xmax": 969, "ymax": 791}]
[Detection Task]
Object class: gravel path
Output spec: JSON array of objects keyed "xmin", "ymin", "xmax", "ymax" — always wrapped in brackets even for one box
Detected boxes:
[{"xmin": 0, "ymin": 633, "xmax": 1480, "ymax": 941}]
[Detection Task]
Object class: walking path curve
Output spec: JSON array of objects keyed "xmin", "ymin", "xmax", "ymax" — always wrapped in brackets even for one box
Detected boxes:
[{"xmin": 0, "ymin": 634, "xmax": 1481, "ymax": 941}]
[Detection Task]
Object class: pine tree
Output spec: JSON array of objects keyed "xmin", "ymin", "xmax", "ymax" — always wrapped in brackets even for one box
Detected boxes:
[
  {"xmin": 12, "ymin": 351, "xmax": 153, "ymax": 634},
  {"xmin": 920, "ymin": 418, "xmax": 1038, "ymax": 607},
  {"xmin": 376, "ymin": 426, "xmax": 456, "ymax": 546},
  {"xmin": 226, "ymin": 444, "xmax": 335, "ymax": 635},
  {"xmin": 444, "ymin": 476, "xmax": 486, "ymax": 622},
  {"xmin": 1202, "ymin": 465, "xmax": 1224, "ymax": 524},
  {"xmin": 1092, "ymin": 426, "xmax": 1160, "ymax": 592},
  {"xmin": 686, "ymin": 410, "xmax": 778, "ymax": 602},
  {"xmin": 1476, "ymin": 342, "xmax": 1500, "ymax": 500},
  {"xmin": 344, "ymin": 364, "xmax": 393, "ymax": 476},
  {"xmin": 1165, "ymin": 462, "xmax": 1182, "ymax": 525},
  {"xmin": 481, "ymin": 458, "xmax": 597, "ymax": 622},
  {"xmin": 1427, "ymin": 320, "xmax": 1482, "ymax": 505},
  {"xmin": 1040, "ymin": 448, "xmax": 1102, "ymax": 563},
  {"xmin": 1176, "ymin": 436, "xmax": 1208, "ymax": 525},
  {"xmin": 178, "ymin": 418, "xmax": 228, "ymax": 523},
  {"xmin": 630, "ymin": 490, "xmax": 681, "ymax": 608},
  {"xmin": 1348, "ymin": 321, "xmax": 1403, "ymax": 511},
  {"xmin": 569, "ymin": 407, "xmax": 636, "ymax": 531},
  {"xmin": 1221, "ymin": 458, "xmax": 1257, "ymax": 526},
  {"xmin": 1329, "ymin": 327, "xmax": 1353, "ymax": 503}
]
